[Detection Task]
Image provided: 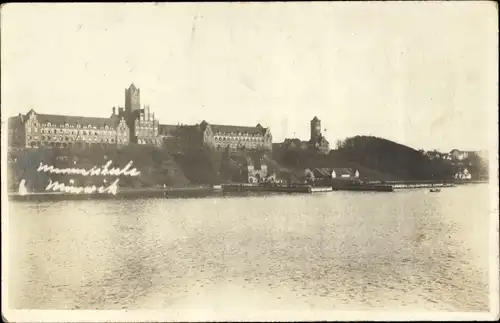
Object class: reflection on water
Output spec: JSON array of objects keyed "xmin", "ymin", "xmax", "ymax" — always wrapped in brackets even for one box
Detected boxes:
[{"xmin": 8, "ymin": 184, "xmax": 490, "ymax": 311}]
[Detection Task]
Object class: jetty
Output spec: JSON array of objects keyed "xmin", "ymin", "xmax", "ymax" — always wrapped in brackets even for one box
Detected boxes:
[
  {"xmin": 331, "ymin": 184, "xmax": 394, "ymax": 192},
  {"xmin": 327, "ymin": 179, "xmax": 394, "ymax": 192},
  {"xmin": 221, "ymin": 184, "xmax": 332, "ymax": 194},
  {"xmin": 390, "ymin": 183, "xmax": 456, "ymax": 189}
]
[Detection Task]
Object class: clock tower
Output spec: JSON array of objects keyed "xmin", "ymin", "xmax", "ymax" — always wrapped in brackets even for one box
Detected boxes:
[{"xmin": 310, "ymin": 116, "xmax": 322, "ymax": 142}]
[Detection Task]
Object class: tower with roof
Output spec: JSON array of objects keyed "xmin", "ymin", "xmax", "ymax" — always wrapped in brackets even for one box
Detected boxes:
[
  {"xmin": 310, "ymin": 116, "xmax": 322, "ymax": 142},
  {"xmin": 125, "ymin": 83, "xmax": 141, "ymax": 113}
]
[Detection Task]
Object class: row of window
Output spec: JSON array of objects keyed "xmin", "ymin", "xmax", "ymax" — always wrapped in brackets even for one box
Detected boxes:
[
  {"xmin": 37, "ymin": 129, "xmax": 117, "ymax": 136},
  {"xmin": 137, "ymin": 139, "xmax": 160, "ymax": 145},
  {"xmin": 213, "ymin": 136, "xmax": 265, "ymax": 142},
  {"xmin": 38, "ymin": 122, "xmax": 114, "ymax": 130},
  {"xmin": 213, "ymin": 132, "xmax": 263, "ymax": 137},
  {"xmin": 28, "ymin": 141, "xmax": 121, "ymax": 148},
  {"xmin": 28, "ymin": 135, "xmax": 127, "ymax": 144}
]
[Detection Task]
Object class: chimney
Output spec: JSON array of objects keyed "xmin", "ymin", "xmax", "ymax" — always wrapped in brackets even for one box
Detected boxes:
[
  {"xmin": 112, "ymin": 107, "xmax": 116, "ymax": 115},
  {"xmin": 19, "ymin": 113, "xmax": 24, "ymax": 123}
]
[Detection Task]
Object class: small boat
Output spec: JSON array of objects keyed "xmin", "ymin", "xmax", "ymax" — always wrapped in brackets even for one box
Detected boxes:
[{"xmin": 429, "ymin": 188, "xmax": 441, "ymax": 193}]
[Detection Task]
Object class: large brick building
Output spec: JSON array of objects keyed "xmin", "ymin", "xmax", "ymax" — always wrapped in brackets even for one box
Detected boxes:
[
  {"xmin": 8, "ymin": 109, "xmax": 130, "ymax": 149},
  {"xmin": 198, "ymin": 120, "xmax": 273, "ymax": 151},
  {"xmin": 7, "ymin": 83, "xmax": 274, "ymax": 152}
]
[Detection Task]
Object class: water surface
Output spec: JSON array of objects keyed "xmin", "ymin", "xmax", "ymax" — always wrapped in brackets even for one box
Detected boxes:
[{"xmin": 8, "ymin": 184, "xmax": 490, "ymax": 311}]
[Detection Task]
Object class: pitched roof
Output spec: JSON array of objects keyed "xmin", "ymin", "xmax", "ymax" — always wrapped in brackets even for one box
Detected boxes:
[
  {"xmin": 331, "ymin": 168, "xmax": 354, "ymax": 176},
  {"xmin": 313, "ymin": 168, "xmax": 331, "ymax": 176},
  {"xmin": 35, "ymin": 113, "xmax": 119, "ymax": 128},
  {"xmin": 200, "ymin": 122, "xmax": 266, "ymax": 135}
]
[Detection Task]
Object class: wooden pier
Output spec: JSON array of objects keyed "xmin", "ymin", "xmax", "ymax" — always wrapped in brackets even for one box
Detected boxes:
[{"xmin": 221, "ymin": 184, "xmax": 332, "ymax": 194}]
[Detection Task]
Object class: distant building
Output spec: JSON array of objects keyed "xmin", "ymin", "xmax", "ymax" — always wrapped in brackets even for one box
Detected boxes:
[
  {"xmin": 8, "ymin": 109, "xmax": 130, "ymax": 149},
  {"xmin": 229, "ymin": 153, "xmax": 274, "ymax": 183},
  {"xmin": 312, "ymin": 167, "xmax": 359, "ymax": 180},
  {"xmin": 277, "ymin": 117, "xmax": 330, "ymax": 154},
  {"xmin": 198, "ymin": 121, "xmax": 273, "ymax": 151},
  {"xmin": 454, "ymin": 168, "xmax": 472, "ymax": 180},
  {"xmin": 281, "ymin": 138, "xmax": 310, "ymax": 150},
  {"xmin": 332, "ymin": 168, "xmax": 359, "ymax": 179},
  {"xmin": 309, "ymin": 116, "xmax": 330, "ymax": 154},
  {"xmin": 449, "ymin": 149, "xmax": 471, "ymax": 161}
]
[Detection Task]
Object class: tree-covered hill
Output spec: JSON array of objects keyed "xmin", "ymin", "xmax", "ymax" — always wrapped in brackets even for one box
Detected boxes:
[{"xmin": 273, "ymin": 135, "xmax": 464, "ymax": 181}]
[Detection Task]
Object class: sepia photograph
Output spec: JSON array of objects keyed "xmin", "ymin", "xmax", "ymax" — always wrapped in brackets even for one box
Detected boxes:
[{"xmin": 1, "ymin": 2, "xmax": 499, "ymax": 322}]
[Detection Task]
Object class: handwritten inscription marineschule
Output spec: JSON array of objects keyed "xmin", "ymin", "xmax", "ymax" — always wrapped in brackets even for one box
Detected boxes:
[{"xmin": 36, "ymin": 160, "xmax": 141, "ymax": 195}]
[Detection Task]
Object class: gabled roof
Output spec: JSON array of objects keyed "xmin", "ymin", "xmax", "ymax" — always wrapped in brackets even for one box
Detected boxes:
[
  {"xmin": 313, "ymin": 168, "xmax": 331, "ymax": 176},
  {"xmin": 210, "ymin": 124, "xmax": 266, "ymax": 135},
  {"xmin": 331, "ymin": 168, "xmax": 354, "ymax": 176},
  {"xmin": 312, "ymin": 116, "xmax": 319, "ymax": 121},
  {"xmin": 35, "ymin": 113, "xmax": 118, "ymax": 128}
]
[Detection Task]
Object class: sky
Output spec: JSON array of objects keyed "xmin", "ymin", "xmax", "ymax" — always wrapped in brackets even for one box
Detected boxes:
[{"xmin": 1, "ymin": 2, "xmax": 497, "ymax": 152}]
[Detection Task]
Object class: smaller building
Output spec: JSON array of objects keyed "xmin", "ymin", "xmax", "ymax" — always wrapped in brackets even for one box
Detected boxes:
[
  {"xmin": 230, "ymin": 153, "xmax": 275, "ymax": 184},
  {"xmin": 312, "ymin": 167, "xmax": 360, "ymax": 180},
  {"xmin": 449, "ymin": 149, "xmax": 470, "ymax": 161},
  {"xmin": 245, "ymin": 154, "xmax": 270, "ymax": 184},
  {"xmin": 282, "ymin": 138, "xmax": 310, "ymax": 150},
  {"xmin": 454, "ymin": 168, "xmax": 472, "ymax": 180},
  {"xmin": 332, "ymin": 168, "xmax": 359, "ymax": 179}
]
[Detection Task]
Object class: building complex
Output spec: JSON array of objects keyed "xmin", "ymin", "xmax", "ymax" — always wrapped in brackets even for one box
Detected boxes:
[{"xmin": 8, "ymin": 83, "xmax": 330, "ymax": 155}]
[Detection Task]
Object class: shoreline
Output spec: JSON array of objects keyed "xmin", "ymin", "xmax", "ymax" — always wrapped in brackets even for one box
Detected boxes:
[{"xmin": 8, "ymin": 179, "xmax": 488, "ymax": 202}]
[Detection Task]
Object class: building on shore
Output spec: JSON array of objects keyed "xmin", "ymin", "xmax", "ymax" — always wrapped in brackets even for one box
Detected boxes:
[
  {"xmin": 309, "ymin": 116, "xmax": 330, "ymax": 154},
  {"xmin": 454, "ymin": 167, "xmax": 472, "ymax": 180},
  {"xmin": 7, "ymin": 83, "xmax": 274, "ymax": 152},
  {"xmin": 229, "ymin": 153, "xmax": 276, "ymax": 183},
  {"xmin": 198, "ymin": 121, "xmax": 273, "ymax": 151},
  {"xmin": 311, "ymin": 167, "xmax": 360, "ymax": 180},
  {"xmin": 277, "ymin": 117, "xmax": 330, "ymax": 154},
  {"xmin": 8, "ymin": 109, "xmax": 130, "ymax": 149}
]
